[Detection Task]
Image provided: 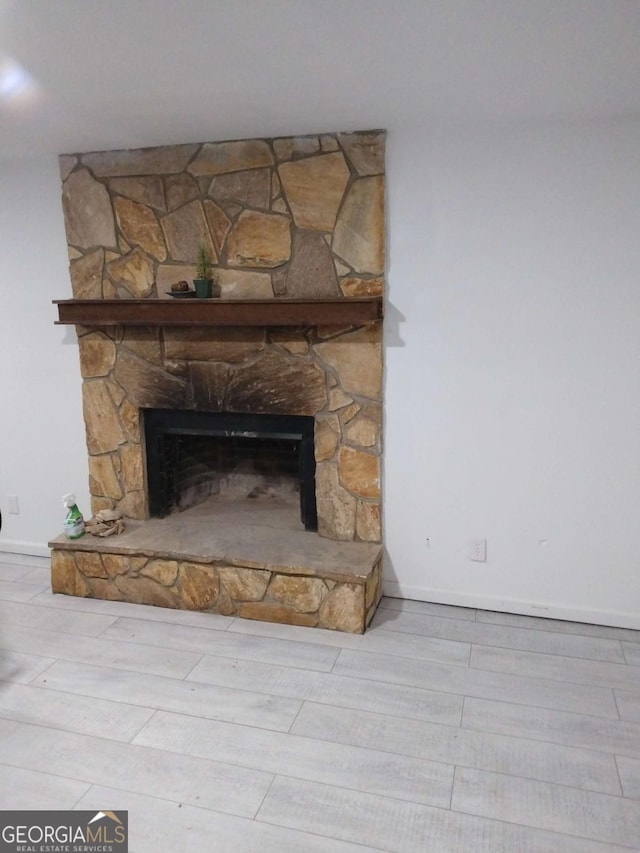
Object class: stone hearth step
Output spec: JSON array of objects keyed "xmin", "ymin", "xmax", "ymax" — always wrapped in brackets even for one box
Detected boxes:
[{"xmin": 49, "ymin": 501, "xmax": 382, "ymax": 633}]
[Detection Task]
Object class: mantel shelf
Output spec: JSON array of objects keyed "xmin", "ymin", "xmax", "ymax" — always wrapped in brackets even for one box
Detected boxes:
[{"xmin": 53, "ymin": 297, "xmax": 383, "ymax": 328}]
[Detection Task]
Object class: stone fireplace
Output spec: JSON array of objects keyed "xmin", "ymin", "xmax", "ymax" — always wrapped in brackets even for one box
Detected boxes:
[{"xmin": 49, "ymin": 130, "xmax": 385, "ymax": 632}]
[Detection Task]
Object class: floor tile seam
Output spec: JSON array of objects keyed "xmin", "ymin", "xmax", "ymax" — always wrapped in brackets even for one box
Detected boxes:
[
  {"xmin": 28, "ymin": 594, "xmax": 238, "ymax": 630},
  {"xmin": 100, "ymin": 633, "xmax": 338, "ymax": 674},
  {"xmin": 295, "ymin": 716, "xmax": 625, "ymax": 796},
  {"xmin": 3, "ymin": 713, "xmax": 185, "ymax": 753},
  {"xmin": 376, "ymin": 612, "xmax": 633, "ymax": 649},
  {"xmin": 468, "ymin": 657, "xmax": 640, "ymax": 695},
  {"xmin": 333, "ymin": 642, "xmax": 472, "ymax": 670},
  {"xmin": 406, "ymin": 630, "xmax": 631, "ymax": 664},
  {"xmin": 377, "ymin": 605, "xmax": 479, "ymax": 625},
  {"xmin": 251, "ymin": 767, "xmax": 455, "ymax": 812},
  {"xmin": 446, "ymin": 798, "xmax": 640, "ymax": 851},
  {"xmin": 0, "ymin": 645, "xmax": 200, "ymax": 680},
  {"xmin": 451, "ymin": 761, "xmax": 640, "ymax": 806},
  {"xmin": 75, "ymin": 781, "xmax": 274, "ymax": 827},
  {"xmin": 460, "ymin": 712, "xmax": 634, "ymax": 763},
  {"xmin": 183, "ymin": 667, "xmax": 466, "ymax": 726},
  {"xmin": 295, "ymin": 699, "xmax": 469, "ymax": 737},
  {"xmin": 0, "ymin": 676, "xmax": 159, "ymax": 722},
  {"xmin": 330, "ymin": 663, "xmax": 622, "ymax": 720},
  {"xmin": 469, "ymin": 640, "xmax": 636, "ymax": 668},
  {"xmin": 475, "ymin": 613, "xmax": 640, "ymax": 644},
  {"xmin": 613, "ymin": 755, "xmax": 631, "ymax": 799},
  {"xmin": 253, "ymin": 792, "xmax": 391, "ymax": 852},
  {"xmin": 621, "ymin": 646, "xmax": 640, "ymax": 667},
  {"xmin": 106, "ymin": 613, "xmax": 237, "ymax": 636},
  {"xmin": 8, "ymin": 655, "xmax": 58, "ymax": 685},
  {"xmin": 612, "ymin": 687, "xmax": 625, "ymax": 720},
  {"xmin": 131, "ymin": 712, "xmax": 460, "ymax": 784}
]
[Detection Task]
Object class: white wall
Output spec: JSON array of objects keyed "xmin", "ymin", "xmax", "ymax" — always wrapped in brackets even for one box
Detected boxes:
[
  {"xmin": 384, "ymin": 117, "xmax": 640, "ymax": 628},
  {"xmin": 0, "ymin": 156, "xmax": 89, "ymax": 556},
  {"xmin": 2, "ymin": 118, "xmax": 640, "ymax": 629}
]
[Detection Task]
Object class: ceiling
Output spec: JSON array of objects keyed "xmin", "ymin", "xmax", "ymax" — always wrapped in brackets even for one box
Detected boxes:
[{"xmin": 1, "ymin": 0, "xmax": 639, "ymax": 162}]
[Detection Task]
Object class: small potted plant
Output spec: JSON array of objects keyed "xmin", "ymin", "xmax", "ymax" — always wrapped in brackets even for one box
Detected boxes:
[{"xmin": 193, "ymin": 244, "xmax": 215, "ymax": 298}]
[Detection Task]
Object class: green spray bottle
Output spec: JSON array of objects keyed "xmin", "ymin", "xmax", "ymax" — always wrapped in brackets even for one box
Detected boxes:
[{"xmin": 63, "ymin": 493, "xmax": 85, "ymax": 539}]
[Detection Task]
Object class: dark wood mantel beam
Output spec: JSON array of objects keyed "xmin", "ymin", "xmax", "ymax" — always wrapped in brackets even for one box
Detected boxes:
[{"xmin": 53, "ymin": 297, "xmax": 383, "ymax": 328}]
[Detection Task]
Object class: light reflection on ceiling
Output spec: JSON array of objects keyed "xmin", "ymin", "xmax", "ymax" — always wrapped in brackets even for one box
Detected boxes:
[{"xmin": 0, "ymin": 55, "xmax": 39, "ymax": 104}]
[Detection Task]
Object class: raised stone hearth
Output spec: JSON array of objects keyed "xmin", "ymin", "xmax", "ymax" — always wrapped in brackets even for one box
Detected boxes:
[
  {"xmin": 54, "ymin": 129, "xmax": 386, "ymax": 632},
  {"xmin": 50, "ymin": 497, "xmax": 382, "ymax": 633}
]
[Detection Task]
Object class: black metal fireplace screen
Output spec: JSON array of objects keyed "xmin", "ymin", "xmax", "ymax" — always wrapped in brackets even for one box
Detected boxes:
[{"xmin": 143, "ymin": 409, "xmax": 317, "ymax": 530}]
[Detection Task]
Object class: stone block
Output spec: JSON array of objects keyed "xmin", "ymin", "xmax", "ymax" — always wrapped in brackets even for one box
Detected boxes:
[
  {"xmin": 285, "ymin": 231, "xmax": 340, "ymax": 298},
  {"xmin": 340, "ymin": 276, "xmax": 384, "ymax": 297},
  {"xmin": 337, "ymin": 131, "xmax": 385, "ymax": 176},
  {"xmin": 82, "ymin": 380, "xmax": 126, "ymax": 454},
  {"xmin": 219, "ymin": 567, "xmax": 270, "ymax": 601},
  {"xmin": 112, "ymin": 349, "xmax": 189, "ymax": 409},
  {"xmin": 319, "ymin": 583, "xmax": 365, "ymax": 633},
  {"xmin": 188, "ymin": 140, "xmax": 273, "ymax": 177},
  {"xmin": 102, "ymin": 554, "xmax": 129, "ymax": 577},
  {"xmin": 179, "ymin": 562, "xmax": 220, "ymax": 610},
  {"xmin": 165, "ymin": 173, "xmax": 200, "ymax": 211},
  {"xmin": 273, "ymin": 136, "xmax": 320, "ymax": 162},
  {"xmin": 119, "ymin": 443, "xmax": 145, "ymax": 492},
  {"xmin": 109, "ymin": 176, "xmax": 166, "ymax": 210},
  {"xmin": 114, "ymin": 196, "xmax": 166, "ymax": 260},
  {"xmin": 209, "ymin": 168, "xmax": 271, "ymax": 209},
  {"xmin": 164, "ymin": 327, "xmax": 265, "ymax": 363},
  {"xmin": 51, "ymin": 551, "xmax": 80, "ymax": 595},
  {"xmin": 70, "ymin": 249, "xmax": 105, "ymax": 298},
  {"xmin": 356, "ymin": 501, "xmax": 382, "ymax": 543},
  {"xmin": 89, "ymin": 453, "xmax": 122, "ymax": 500},
  {"xmin": 315, "ymin": 462, "xmax": 357, "ymax": 541},
  {"xmin": 227, "ymin": 350, "xmax": 327, "ymax": 416},
  {"xmin": 114, "ymin": 575, "xmax": 180, "ymax": 608},
  {"xmin": 79, "ymin": 332, "xmax": 116, "ymax": 378},
  {"xmin": 75, "ymin": 551, "xmax": 107, "ymax": 579},
  {"xmin": 338, "ymin": 446, "xmax": 381, "ymax": 499},
  {"xmin": 82, "ymin": 144, "xmax": 199, "ymax": 177},
  {"xmin": 107, "ymin": 248, "xmax": 155, "ymax": 298},
  {"xmin": 217, "ymin": 269, "xmax": 273, "ymax": 299},
  {"xmin": 332, "ymin": 176, "xmax": 385, "ymax": 274},
  {"xmin": 161, "ymin": 200, "xmax": 216, "ymax": 263},
  {"xmin": 315, "ymin": 415, "xmax": 340, "ymax": 462},
  {"xmin": 315, "ymin": 326, "xmax": 382, "ymax": 400},
  {"xmin": 203, "ymin": 200, "xmax": 232, "ymax": 257},
  {"xmin": 84, "ymin": 576, "xmax": 122, "ymax": 601},
  {"xmin": 278, "ymin": 152, "xmax": 350, "ymax": 230},
  {"xmin": 62, "ymin": 169, "xmax": 116, "ymax": 249},
  {"xmin": 237, "ymin": 602, "xmax": 318, "ymax": 627},
  {"xmin": 227, "ymin": 210, "xmax": 291, "ymax": 269},
  {"xmin": 267, "ymin": 575, "xmax": 326, "ymax": 613},
  {"xmin": 140, "ymin": 559, "xmax": 178, "ymax": 587}
]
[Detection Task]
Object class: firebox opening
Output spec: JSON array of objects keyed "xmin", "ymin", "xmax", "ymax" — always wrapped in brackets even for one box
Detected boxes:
[{"xmin": 143, "ymin": 409, "xmax": 318, "ymax": 531}]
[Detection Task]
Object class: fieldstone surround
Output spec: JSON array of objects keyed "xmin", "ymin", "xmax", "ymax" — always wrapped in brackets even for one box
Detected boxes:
[{"xmin": 55, "ymin": 130, "xmax": 386, "ymax": 630}]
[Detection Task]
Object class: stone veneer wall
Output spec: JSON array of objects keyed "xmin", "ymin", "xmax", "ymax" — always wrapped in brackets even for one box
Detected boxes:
[{"xmin": 59, "ymin": 130, "xmax": 385, "ymax": 543}]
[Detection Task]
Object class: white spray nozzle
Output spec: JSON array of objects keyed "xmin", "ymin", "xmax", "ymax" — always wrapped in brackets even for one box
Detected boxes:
[{"xmin": 63, "ymin": 493, "xmax": 76, "ymax": 507}]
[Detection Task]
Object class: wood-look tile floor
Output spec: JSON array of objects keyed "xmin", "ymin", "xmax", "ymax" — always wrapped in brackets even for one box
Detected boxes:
[{"xmin": 1, "ymin": 557, "xmax": 639, "ymax": 851}]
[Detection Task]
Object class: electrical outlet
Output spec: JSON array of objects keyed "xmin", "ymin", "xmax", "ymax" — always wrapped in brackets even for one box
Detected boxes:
[
  {"xmin": 469, "ymin": 538, "xmax": 487, "ymax": 562},
  {"xmin": 7, "ymin": 495, "xmax": 19, "ymax": 514}
]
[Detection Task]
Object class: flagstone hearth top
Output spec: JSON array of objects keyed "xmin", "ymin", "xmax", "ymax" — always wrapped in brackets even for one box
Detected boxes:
[
  {"xmin": 53, "ymin": 297, "xmax": 383, "ymax": 328},
  {"xmin": 49, "ymin": 497, "xmax": 381, "ymax": 584}
]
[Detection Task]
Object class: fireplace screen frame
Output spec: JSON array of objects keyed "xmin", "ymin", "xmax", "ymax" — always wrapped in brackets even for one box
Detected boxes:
[{"xmin": 143, "ymin": 408, "xmax": 318, "ymax": 530}]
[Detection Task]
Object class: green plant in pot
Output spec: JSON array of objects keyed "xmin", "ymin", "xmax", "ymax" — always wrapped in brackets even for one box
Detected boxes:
[{"xmin": 193, "ymin": 244, "xmax": 215, "ymax": 298}]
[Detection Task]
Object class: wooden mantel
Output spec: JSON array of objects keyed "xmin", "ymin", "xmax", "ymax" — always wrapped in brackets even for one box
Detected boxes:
[{"xmin": 53, "ymin": 297, "xmax": 383, "ymax": 328}]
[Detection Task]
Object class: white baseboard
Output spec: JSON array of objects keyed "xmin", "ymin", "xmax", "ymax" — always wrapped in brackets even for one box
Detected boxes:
[
  {"xmin": 0, "ymin": 539, "xmax": 51, "ymax": 566},
  {"xmin": 382, "ymin": 580, "xmax": 640, "ymax": 631}
]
